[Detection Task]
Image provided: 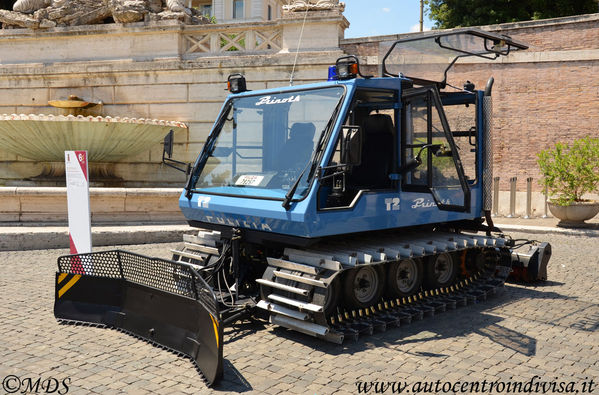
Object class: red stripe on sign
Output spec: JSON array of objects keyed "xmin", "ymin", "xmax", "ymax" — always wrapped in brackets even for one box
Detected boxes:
[
  {"xmin": 74, "ymin": 150, "xmax": 88, "ymax": 181},
  {"xmin": 69, "ymin": 234, "xmax": 85, "ymax": 274},
  {"xmin": 69, "ymin": 233, "xmax": 78, "ymax": 255}
]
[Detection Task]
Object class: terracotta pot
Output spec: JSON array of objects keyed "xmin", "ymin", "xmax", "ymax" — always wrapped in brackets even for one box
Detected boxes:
[{"xmin": 548, "ymin": 201, "xmax": 599, "ymax": 226}]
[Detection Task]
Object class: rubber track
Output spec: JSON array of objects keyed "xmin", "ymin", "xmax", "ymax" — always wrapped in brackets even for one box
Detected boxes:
[
  {"xmin": 174, "ymin": 231, "xmax": 512, "ymax": 344},
  {"xmin": 324, "ymin": 267, "xmax": 510, "ymax": 342},
  {"xmin": 259, "ymin": 231, "xmax": 512, "ymax": 343}
]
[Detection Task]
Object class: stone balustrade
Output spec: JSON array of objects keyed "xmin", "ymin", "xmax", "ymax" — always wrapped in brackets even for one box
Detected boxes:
[
  {"xmin": 0, "ymin": 12, "xmax": 348, "ymax": 64},
  {"xmin": 182, "ymin": 22, "xmax": 283, "ymax": 55}
]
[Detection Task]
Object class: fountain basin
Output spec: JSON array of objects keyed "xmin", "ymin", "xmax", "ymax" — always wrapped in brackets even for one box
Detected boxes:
[{"xmin": 0, "ymin": 114, "xmax": 187, "ymax": 162}]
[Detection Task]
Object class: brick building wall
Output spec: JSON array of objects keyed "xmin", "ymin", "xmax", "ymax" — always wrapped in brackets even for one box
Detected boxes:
[{"xmin": 341, "ymin": 14, "xmax": 599, "ymax": 193}]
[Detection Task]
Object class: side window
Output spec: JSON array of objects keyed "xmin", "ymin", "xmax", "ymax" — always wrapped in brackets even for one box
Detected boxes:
[
  {"xmin": 443, "ymin": 97, "xmax": 477, "ymax": 183},
  {"xmin": 430, "ymin": 99, "xmax": 462, "ymax": 189},
  {"xmin": 403, "ymin": 95, "xmax": 429, "ymax": 187},
  {"xmin": 402, "ymin": 87, "xmax": 470, "ymax": 211}
]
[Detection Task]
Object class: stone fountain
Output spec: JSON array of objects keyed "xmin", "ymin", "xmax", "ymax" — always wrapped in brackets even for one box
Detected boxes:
[
  {"xmin": 0, "ymin": 0, "xmax": 350, "ymax": 224},
  {"xmin": 0, "ymin": 95, "xmax": 187, "ymax": 185}
]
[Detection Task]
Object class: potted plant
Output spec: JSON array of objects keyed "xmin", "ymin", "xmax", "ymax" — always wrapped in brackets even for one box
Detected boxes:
[{"xmin": 537, "ymin": 136, "xmax": 599, "ymax": 226}]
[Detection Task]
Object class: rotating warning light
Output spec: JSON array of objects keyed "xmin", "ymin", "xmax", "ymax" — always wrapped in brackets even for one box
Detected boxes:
[
  {"xmin": 335, "ymin": 58, "xmax": 358, "ymax": 80},
  {"xmin": 227, "ymin": 73, "xmax": 247, "ymax": 93},
  {"xmin": 328, "ymin": 55, "xmax": 371, "ymax": 81}
]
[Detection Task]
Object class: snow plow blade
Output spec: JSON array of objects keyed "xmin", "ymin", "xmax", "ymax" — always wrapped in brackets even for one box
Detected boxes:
[{"xmin": 53, "ymin": 250, "xmax": 223, "ymax": 386}]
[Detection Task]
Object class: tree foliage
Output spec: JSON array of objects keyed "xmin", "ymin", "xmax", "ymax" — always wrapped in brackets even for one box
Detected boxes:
[{"xmin": 425, "ymin": 0, "xmax": 598, "ymax": 29}]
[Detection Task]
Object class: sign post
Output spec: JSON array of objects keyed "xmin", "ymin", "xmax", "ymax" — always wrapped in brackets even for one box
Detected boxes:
[{"xmin": 65, "ymin": 150, "xmax": 92, "ymax": 273}]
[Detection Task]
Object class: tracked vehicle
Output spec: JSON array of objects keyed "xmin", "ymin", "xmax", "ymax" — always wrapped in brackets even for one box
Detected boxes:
[{"xmin": 54, "ymin": 28, "xmax": 551, "ymax": 385}]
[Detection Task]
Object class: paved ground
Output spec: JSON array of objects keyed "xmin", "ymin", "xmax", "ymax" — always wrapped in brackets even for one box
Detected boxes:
[{"xmin": 1, "ymin": 232, "xmax": 598, "ymax": 394}]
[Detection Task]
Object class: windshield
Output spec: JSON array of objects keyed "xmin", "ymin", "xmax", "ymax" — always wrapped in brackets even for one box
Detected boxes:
[{"xmin": 195, "ymin": 86, "xmax": 344, "ymax": 199}]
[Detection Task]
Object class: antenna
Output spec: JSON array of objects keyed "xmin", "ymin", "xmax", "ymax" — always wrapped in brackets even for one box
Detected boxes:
[
  {"xmin": 419, "ymin": 0, "xmax": 424, "ymax": 32},
  {"xmin": 289, "ymin": 7, "xmax": 309, "ymax": 86}
]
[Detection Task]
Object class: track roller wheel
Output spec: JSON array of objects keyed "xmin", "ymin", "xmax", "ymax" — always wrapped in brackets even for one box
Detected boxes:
[
  {"xmin": 343, "ymin": 265, "xmax": 384, "ymax": 309},
  {"xmin": 478, "ymin": 249, "xmax": 500, "ymax": 278},
  {"xmin": 386, "ymin": 258, "xmax": 424, "ymax": 298},
  {"xmin": 464, "ymin": 249, "xmax": 499, "ymax": 278},
  {"xmin": 425, "ymin": 252, "xmax": 458, "ymax": 289}
]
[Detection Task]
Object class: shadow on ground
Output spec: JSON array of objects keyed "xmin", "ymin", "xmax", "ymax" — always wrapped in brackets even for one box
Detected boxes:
[{"xmin": 214, "ymin": 284, "xmax": 583, "ymax": 392}]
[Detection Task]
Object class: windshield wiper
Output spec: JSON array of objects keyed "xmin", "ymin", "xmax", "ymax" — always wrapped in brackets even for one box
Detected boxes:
[
  {"xmin": 184, "ymin": 102, "xmax": 233, "ymax": 199},
  {"xmin": 281, "ymin": 161, "xmax": 312, "ymax": 210}
]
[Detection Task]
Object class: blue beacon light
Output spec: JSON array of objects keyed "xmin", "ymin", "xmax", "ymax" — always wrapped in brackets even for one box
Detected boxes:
[{"xmin": 327, "ymin": 66, "xmax": 338, "ymax": 81}]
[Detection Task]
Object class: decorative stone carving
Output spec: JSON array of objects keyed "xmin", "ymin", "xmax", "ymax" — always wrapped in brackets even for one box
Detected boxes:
[
  {"xmin": 148, "ymin": 0, "xmax": 162, "ymax": 13},
  {"xmin": 166, "ymin": 0, "xmax": 191, "ymax": 15},
  {"xmin": 282, "ymin": 0, "xmax": 345, "ymax": 12},
  {"xmin": 36, "ymin": 0, "xmax": 111, "ymax": 27},
  {"xmin": 13, "ymin": 0, "xmax": 51, "ymax": 14},
  {"xmin": 0, "ymin": 9, "xmax": 40, "ymax": 28},
  {"xmin": 0, "ymin": 0, "xmax": 207, "ymax": 29},
  {"xmin": 108, "ymin": 0, "xmax": 147, "ymax": 23}
]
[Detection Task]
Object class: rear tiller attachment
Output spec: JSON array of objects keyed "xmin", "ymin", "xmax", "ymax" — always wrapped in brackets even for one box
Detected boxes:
[{"xmin": 53, "ymin": 250, "xmax": 223, "ymax": 385}]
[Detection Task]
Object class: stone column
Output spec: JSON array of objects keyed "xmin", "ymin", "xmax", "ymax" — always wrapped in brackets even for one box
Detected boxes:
[{"xmin": 280, "ymin": 6, "xmax": 349, "ymax": 53}]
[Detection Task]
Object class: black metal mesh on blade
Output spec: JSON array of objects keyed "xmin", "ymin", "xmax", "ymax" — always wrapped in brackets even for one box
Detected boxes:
[{"xmin": 57, "ymin": 250, "xmax": 218, "ymax": 314}]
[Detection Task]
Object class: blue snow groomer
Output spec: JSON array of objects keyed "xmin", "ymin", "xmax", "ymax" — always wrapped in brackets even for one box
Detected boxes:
[{"xmin": 55, "ymin": 29, "xmax": 551, "ymax": 385}]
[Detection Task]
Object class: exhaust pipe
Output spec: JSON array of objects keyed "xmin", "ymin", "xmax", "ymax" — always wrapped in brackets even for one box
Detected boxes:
[{"xmin": 482, "ymin": 77, "xmax": 494, "ymax": 212}]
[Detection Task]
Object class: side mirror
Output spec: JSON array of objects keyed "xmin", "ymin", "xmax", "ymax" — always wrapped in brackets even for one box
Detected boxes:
[
  {"xmin": 341, "ymin": 125, "xmax": 362, "ymax": 166},
  {"xmin": 398, "ymin": 143, "xmax": 452, "ymax": 175},
  {"xmin": 162, "ymin": 130, "xmax": 191, "ymax": 174},
  {"xmin": 163, "ymin": 130, "xmax": 174, "ymax": 159},
  {"xmin": 400, "ymin": 157, "xmax": 422, "ymax": 174}
]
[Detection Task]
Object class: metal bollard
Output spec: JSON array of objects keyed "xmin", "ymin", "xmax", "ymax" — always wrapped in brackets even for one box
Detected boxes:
[
  {"xmin": 523, "ymin": 177, "xmax": 533, "ymax": 219},
  {"xmin": 541, "ymin": 184, "xmax": 549, "ymax": 218},
  {"xmin": 492, "ymin": 176, "xmax": 500, "ymax": 216},
  {"xmin": 506, "ymin": 177, "xmax": 517, "ymax": 218}
]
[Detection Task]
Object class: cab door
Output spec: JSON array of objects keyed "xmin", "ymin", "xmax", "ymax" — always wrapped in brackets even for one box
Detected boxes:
[{"xmin": 401, "ymin": 86, "xmax": 470, "ymax": 212}]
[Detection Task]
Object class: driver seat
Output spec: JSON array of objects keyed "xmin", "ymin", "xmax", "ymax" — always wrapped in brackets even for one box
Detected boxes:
[
  {"xmin": 350, "ymin": 114, "xmax": 394, "ymax": 189},
  {"xmin": 277, "ymin": 122, "xmax": 316, "ymax": 170}
]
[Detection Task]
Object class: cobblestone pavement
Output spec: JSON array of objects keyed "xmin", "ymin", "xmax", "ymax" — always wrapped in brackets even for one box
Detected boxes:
[{"xmin": 1, "ymin": 232, "xmax": 598, "ymax": 394}]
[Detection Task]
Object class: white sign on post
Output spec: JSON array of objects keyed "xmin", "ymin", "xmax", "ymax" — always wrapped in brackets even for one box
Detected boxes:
[{"xmin": 65, "ymin": 150, "xmax": 92, "ymax": 274}]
